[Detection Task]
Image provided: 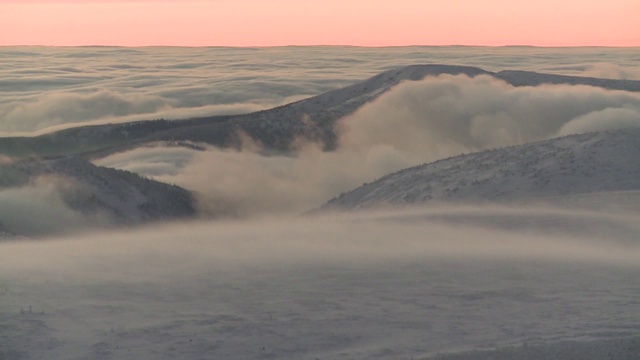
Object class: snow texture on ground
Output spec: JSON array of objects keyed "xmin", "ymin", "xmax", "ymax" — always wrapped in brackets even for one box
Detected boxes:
[{"xmin": 0, "ymin": 207, "xmax": 638, "ymax": 359}]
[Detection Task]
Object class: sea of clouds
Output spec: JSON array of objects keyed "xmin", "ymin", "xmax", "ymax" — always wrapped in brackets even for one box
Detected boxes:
[
  {"xmin": 2, "ymin": 46, "xmax": 640, "ymax": 135},
  {"xmin": 2, "ymin": 46, "xmax": 640, "ymax": 222}
]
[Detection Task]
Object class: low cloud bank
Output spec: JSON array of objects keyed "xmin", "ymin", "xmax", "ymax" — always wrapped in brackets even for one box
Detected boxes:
[
  {"xmin": 0, "ymin": 90, "xmax": 273, "ymax": 135},
  {"xmin": 578, "ymin": 62, "xmax": 640, "ymax": 81},
  {"xmin": 340, "ymin": 74, "xmax": 640, "ymax": 160},
  {"xmin": 0, "ymin": 90, "xmax": 173, "ymax": 133}
]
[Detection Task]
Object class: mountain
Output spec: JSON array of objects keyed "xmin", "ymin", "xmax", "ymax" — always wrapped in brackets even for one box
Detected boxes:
[
  {"xmin": 1, "ymin": 65, "xmax": 639, "ymax": 160},
  {"xmin": 0, "ymin": 157, "xmax": 196, "ymax": 236},
  {"xmin": 322, "ymin": 128, "xmax": 640, "ymax": 211}
]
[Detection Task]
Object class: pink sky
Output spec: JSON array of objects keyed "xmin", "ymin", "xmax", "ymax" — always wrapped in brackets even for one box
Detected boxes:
[{"xmin": 1, "ymin": 0, "xmax": 638, "ymax": 47}]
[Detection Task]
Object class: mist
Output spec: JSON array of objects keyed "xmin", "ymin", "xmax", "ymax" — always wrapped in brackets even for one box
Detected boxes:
[
  {"xmin": 2, "ymin": 206, "xmax": 639, "ymax": 278},
  {"xmin": 0, "ymin": 177, "xmax": 102, "ymax": 236}
]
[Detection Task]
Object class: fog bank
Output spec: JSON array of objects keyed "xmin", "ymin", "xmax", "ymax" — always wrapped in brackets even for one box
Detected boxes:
[{"xmin": 1, "ymin": 206, "xmax": 639, "ymax": 280}]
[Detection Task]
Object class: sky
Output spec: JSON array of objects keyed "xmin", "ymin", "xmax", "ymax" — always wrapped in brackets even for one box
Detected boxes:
[{"xmin": 0, "ymin": 0, "xmax": 638, "ymax": 47}]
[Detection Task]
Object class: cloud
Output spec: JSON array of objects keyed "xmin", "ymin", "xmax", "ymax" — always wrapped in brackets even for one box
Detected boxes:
[
  {"xmin": 339, "ymin": 74, "xmax": 640, "ymax": 158},
  {"xmin": 0, "ymin": 87, "xmax": 307, "ymax": 136},
  {"xmin": 579, "ymin": 62, "xmax": 640, "ymax": 80},
  {"xmin": 0, "ymin": 205, "xmax": 638, "ymax": 279},
  {"xmin": 0, "ymin": 90, "xmax": 174, "ymax": 133},
  {"xmin": 14, "ymin": 102, "xmax": 268, "ymax": 136},
  {"xmin": 0, "ymin": 86, "xmax": 287, "ymax": 136}
]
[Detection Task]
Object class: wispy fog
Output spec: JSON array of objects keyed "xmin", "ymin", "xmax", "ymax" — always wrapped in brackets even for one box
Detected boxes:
[
  {"xmin": 1, "ymin": 206, "xmax": 638, "ymax": 278},
  {"xmin": 2, "ymin": 46, "xmax": 640, "ymax": 135},
  {"xmin": 0, "ymin": 177, "xmax": 96, "ymax": 236}
]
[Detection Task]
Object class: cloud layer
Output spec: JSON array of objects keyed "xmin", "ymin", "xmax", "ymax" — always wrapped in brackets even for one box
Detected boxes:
[{"xmin": 4, "ymin": 47, "xmax": 640, "ymax": 228}]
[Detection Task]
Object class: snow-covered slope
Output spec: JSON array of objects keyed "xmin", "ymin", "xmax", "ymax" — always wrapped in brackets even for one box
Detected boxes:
[
  {"xmin": 323, "ymin": 128, "xmax": 640, "ymax": 210},
  {"xmin": 0, "ymin": 157, "xmax": 196, "ymax": 236}
]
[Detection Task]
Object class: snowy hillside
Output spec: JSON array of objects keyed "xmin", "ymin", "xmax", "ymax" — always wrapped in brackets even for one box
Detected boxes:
[
  {"xmin": 324, "ymin": 128, "xmax": 640, "ymax": 210},
  {"xmin": 0, "ymin": 157, "xmax": 195, "ymax": 236}
]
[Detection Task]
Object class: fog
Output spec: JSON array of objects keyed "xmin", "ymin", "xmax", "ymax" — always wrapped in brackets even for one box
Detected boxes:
[
  {"xmin": 2, "ymin": 46, "xmax": 640, "ymax": 135},
  {"xmin": 1, "ymin": 207, "xmax": 639, "ymax": 278},
  {"xmin": 96, "ymin": 74, "xmax": 640, "ymax": 216}
]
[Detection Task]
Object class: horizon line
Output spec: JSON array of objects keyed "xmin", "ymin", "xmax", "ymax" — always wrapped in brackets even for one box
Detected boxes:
[{"xmin": 2, "ymin": 44, "xmax": 640, "ymax": 49}]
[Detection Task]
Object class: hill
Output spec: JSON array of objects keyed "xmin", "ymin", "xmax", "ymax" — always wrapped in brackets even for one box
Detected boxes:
[
  {"xmin": 0, "ymin": 157, "xmax": 196, "ymax": 236},
  {"xmin": 322, "ymin": 128, "xmax": 640, "ymax": 210}
]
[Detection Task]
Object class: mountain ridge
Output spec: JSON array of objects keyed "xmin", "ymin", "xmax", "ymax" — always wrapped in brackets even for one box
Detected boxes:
[{"xmin": 1, "ymin": 65, "xmax": 639, "ymax": 160}]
